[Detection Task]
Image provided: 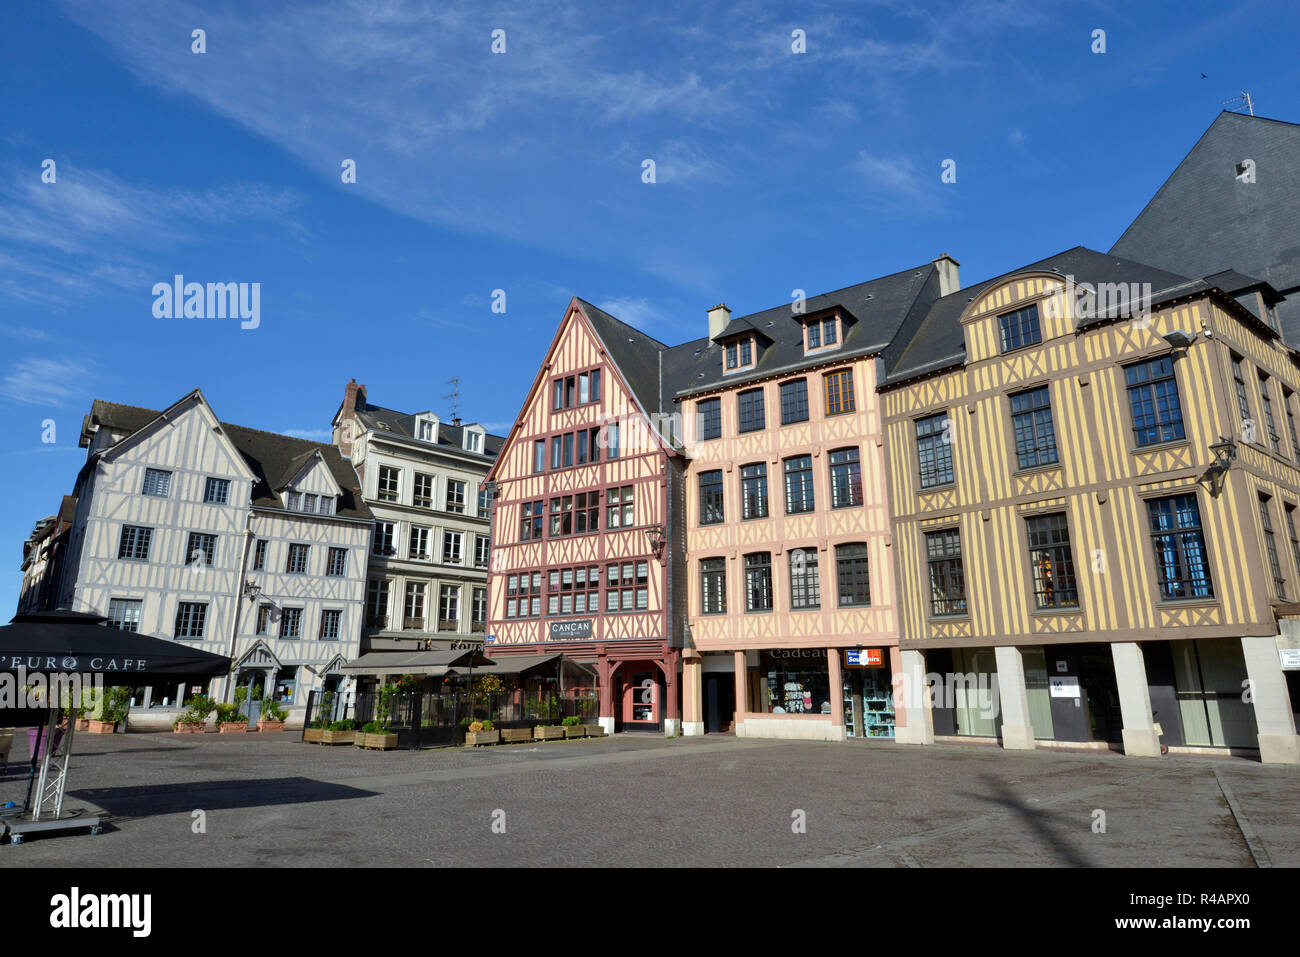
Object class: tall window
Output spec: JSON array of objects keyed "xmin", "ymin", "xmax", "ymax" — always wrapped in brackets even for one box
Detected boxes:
[
  {"xmin": 404, "ymin": 582, "xmax": 427, "ymax": 629},
  {"xmin": 832, "ymin": 544, "xmax": 869, "ymax": 607},
  {"xmin": 726, "ymin": 340, "xmax": 754, "ymax": 370},
  {"xmin": 280, "ymin": 607, "xmax": 303, "ymax": 640},
  {"xmin": 418, "ymin": 419, "xmax": 436, "ymax": 441},
  {"xmin": 475, "ymin": 536, "xmax": 490, "ymax": 567},
  {"xmin": 1259, "ymin": 496, "xmax": 1286, "ymax": 599},
  {"xmin": 1232, "ymin": 355, "xmax": 1253, "ymax": 432},
  {"xmin": 916, "ymin": 413, "xmax": 954, "ymax": 487},
  {"xmin": 1010, "ymin": 386, "xmax": 1059, "ymax": 469},
  {"xmin": 701, "ymin": 558, "xmax": 727, "ymax": 614},
  {"xmin": 174, "ymin": 602, "xmax": 208, "ymax": 639},
  {"xmin": 784, "ymin": 455, "xmax": 814, "ymax": 514},
  {"xmin": 442, "ymin": 530, "xmax": 463, "ymax": 564},
  {"xmin": 374, "ymin": 521, "xmax": 395, "ymax": 555},
  {"xmin": 1284, "ymin": 390, "xmax": 1300, "ymax": 459},
  {"xmin": 1126, "ymin": 357, "xmax": 1185, "ymax": 446},
  {"xmin": 438, "ymin": 584, "xmax": 460, "ymax": 628},
  {"xmin": 377, "ymin": 465, "xmax": 400, "ymax": 502},
  {"xmin": 1260, "ymin": 374, "xmax": 1282, "ymax": 453},
  {"xmin": 409, "ymin": 526, "xmax": 431, "ymax": 560},
  {"xmin": 285, "ymin": 543, "xmax": 309, "ymax": 574},
  {"xmin": 186, "ymin": 532, "xmax": 216, "ymax": 567},
  {"xmin": 533, "ymin": 440, "xmax": 546, "ymax": 473},
  {"xmin": 788, "ymin": 549, "xmax": 820, "ymax": 610},
  {"xmin": 925, "ymin": 529, "xmax": 966, "ymax": 616},
  {"xmin": 780, "ymin": 378, "xmax": 809, "ymax": 425},
  {"xmin": 606, "ymin": 421, "xmax": 620, "ymax": 459},
  {"xmin": 998, "ymin": 303, "xmax": 1041, "ymax": 352},
  {"xmin": 824, "ymin": 370, "xmax": 855, "ymax": 416},
  {"xmin": 606, "ymin": 487, "xmax": 632, "ymax": 528},
  {"xmin": 697, "ymin": 398, "xmax": 722, "ymax": 440},
  {"xmin": 413, "ymin": 473, "xmax": 434, "ymax": 508},
  {"xmin": 505, "ymin": 573, "xmax": 542, "ymax": 619},
  {"xmin": 302, "ymin": 494, "xmax": 318, "ymax": 514},
  {"xmin": 744, "ymin": 553, "xmax": 773, "ymax": 612},
  {"xmin": 1026, "ymin": 513, "xmax": 1078, "ymax": 608},
  {"xmin": 253, "ymin": 539, "xmax": 267, "ymax": 570},
  {"xmin": 1287, "ymin": 504, "xmax": 1300, "ymax": 581},
  {"xmin": 829, "ymin": 447, "xmax": 863, "ymax": 508},
  {"xmin": 1146, "ymin": 494, "xmax": 1213, "ymax": 600},
  {"xmin": 106, "ymin": 598, "xmax": 142, "ymax": 631},
  {"xmin": 738, "ymin": 388, "xmax": 765, "ymax": 433},
  {"xmin": 141, "ymin": 468, "xmax": 172, "ymax": 498},
  {"xmin": 256, "ymin": 603, "xmax": 274, "ymax": 636},
  {"xmin": 549, "ymin": 496, "xmax": 574, "ymax": 537},
  {"xmin": 699, "ymin": 471, "xmax": 724, "ymax": 525},
  {"xmin": 472, "ymin": 587, "xmax": 487, "ymax": 632},
  {"xmin": 740, "ymin": 463, "xmax": 769, "ymax": 519},
  {"xmin": 203, "ymin": 477, "xmax": 231, "ymax": 505},
  {"xmin": 519, "ymin": 501, "xmax": 543, "ymax": 541},
  {"xmin": 806, "ymin": 316, "xmax": 838, "ymax": 350},
  {"xmin": 366, "ymin": 579, "xmax": 389, "ymax": 628},
  {"xmin": 318, "ymin": 610, "xmax": 341, "ymax": 640},
  {"xmin": 286, "ymin": 491, "xmax": 301, "ymax": 511},
  {"xmin": 477, "ymin": 486, "xmax": 491, "ymax": 518},
  {"xmin": 445, "ymin": 479, "xmax": 466, "ymax": 513},
  {"xmin": 118, "ymin": 525, "xmax": 152, "ymax": 561}
]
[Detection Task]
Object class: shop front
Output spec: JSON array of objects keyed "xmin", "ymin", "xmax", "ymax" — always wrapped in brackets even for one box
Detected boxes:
[
  {"xmin": 733, "ymin": 648, "xmax": 846, "ymax": 741},
  {"xmin": 841, "ymin": 648, "xmax": 897, "ymax": 739}
]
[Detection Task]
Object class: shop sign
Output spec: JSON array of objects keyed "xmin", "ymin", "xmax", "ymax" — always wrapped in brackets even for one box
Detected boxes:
[
  {"xmin": 1280, "ymin": 648, "xmax": 1300, "ymax": 670},
  {"xmin": 845, "ymin": 648, "xmax": 884, "ymax": 667},
  {"xmin": 1049, "ymin": 675, "xmax": 1081, "ymax": 698},
  {"xmin": 548, "ymin": 619, "xmax": 593, "ymax": 640}
]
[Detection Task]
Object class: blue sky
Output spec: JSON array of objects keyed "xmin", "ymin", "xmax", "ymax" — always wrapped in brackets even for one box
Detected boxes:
[{"xmin": 2, "ymin": 0, "xmax": 1298, "ymax": 613}]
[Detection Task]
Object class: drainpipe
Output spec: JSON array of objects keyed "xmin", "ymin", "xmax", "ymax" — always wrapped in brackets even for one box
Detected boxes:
[{"xmin": 226, "ymin": 503, "xmax": 255, "ymax": 703}]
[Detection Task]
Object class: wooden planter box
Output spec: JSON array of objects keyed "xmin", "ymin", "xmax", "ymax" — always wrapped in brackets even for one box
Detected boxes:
[
  {"xmin": 582, "ymin": 725, "xmax": 605, "ymax": 738},
  {"xmin": 464, "ymin": 730, "xmax": 500, "ymax": 746},
  {"xmin": 303, "ymin": 728, "xmax": 324, "ymax": 743},
  {"xmin": 355, "ymin": 732, "xmax": 398, "ymax": 750},
  {"xmin": 219, "ymin": 722, "xmax": 249, "ymax": 734},
  {"xmin": 173, "ymin": 723, "xmax": 205, "ymax": 734},
  {"xmin": 563, "ymin": 725, "xmax": 586, "ymax": 739},
  {"xmin": 87, "ymin": 721, "xmax": 116, "ymax": 735},
  {"xmin": 534, "ymin": 726, "xmax": 565, "ymax": 741},
  {"xmin": 321, "ymin": 730, "xmax": 356, "ymax": 746},
  {"xmin": 74, "ymin": 718, "xmax": 90, "ymax": 732},
  {"xmin": 500, "ymin": 728, "xmax": 534, "ymax": 744},
  {"xmin": 257, "ymin": 720, "xmax": 286, "ymax": 733}
]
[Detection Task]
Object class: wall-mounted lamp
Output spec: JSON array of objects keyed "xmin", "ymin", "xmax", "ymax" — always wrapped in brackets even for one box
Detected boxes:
[
  {"xmin": 1206, "ymin": 436, "xmax": 1237, "ymax": 494},
  {"xmin": 241, "ymin": 580, "xmax": 261, "ymax": 600},
  {"xmin": 1162, "ymin": 329, "xmax": 1196, "ymax": 352},
  {"xmin": 645, "ymin": 525, "xmax": 666, "ymax": 558}
]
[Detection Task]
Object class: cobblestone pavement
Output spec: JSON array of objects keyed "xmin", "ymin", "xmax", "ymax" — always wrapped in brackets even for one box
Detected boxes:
[{"xmin": 2, "ymin": 732, "xmax": 1296, "ymax": 867}]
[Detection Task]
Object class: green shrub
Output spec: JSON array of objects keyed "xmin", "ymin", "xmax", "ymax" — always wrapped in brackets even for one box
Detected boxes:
[
  {"xmin": 260, "ymin": 697, "xmax": 287, "ymax": 722},
  {"xmin": 328, "ymin": 719, "xmax": 356, "ymax": 732},
  {"xmin": 186, "ymin": 694, "xmax": 217, "ymax": 722},
  {"xmin": 105, "ymin": 686, "xmax": 132, "ymax": 725},
  {"xmin": 480, "ymin": 719, "xmax": 494, "ymax": 731},
  {"xmin": 360, "ymin": 721, "xmax": 386, "ymax": 734},
  {"xmin": 234, "ymin": 686, "xmax": 249, "ymax": 705},
  {"xmin": 562, "ymin": 715, "xmax": 581, "ymax": 726},
  {"xmin": 214, "ymin": 702, "xmax": 239, "ymax": 724}
]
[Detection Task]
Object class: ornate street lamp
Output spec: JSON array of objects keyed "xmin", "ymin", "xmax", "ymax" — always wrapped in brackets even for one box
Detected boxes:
[
  {"xmin": 645, "ymin": 525, "xmax": 666, "ymax": 558},
  {"xmin": 1206, "ymin": 436, "xmax": 1237, "ymax": 494}
]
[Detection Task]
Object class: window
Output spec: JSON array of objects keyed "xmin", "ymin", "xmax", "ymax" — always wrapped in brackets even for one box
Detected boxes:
[
  {"xmin": 141, "ymin": 468, "xmax": 172, "ymax": 498},
  {"xmin": 477, "ymin": 486, "xmax": 491, "ymax": 518},
  {"xmin": 253, "ymin": 539, "xmax": 268, "ymax": 570},
  {"xmin": 1260, "ymin": 496, "xmax": 1286, "ymax": 599},
  {"xmin": 203, "ymin": 477, "xmax": 231, "ymax": 505},
  {"xmin": 519, "ymin": 501, "xmax": 543, "ymax": 541},
  {"xmin": 374, "ymin": 521, "xmax": 395, "ymax": 555},
  {"xmin": 824, "ymin": 370, "xmax": 855, "ymax": 416},
  {"xmin": 789, "ymin": 549, "xmax": 820, "ymax": 610},
  {"xmin": 743, "ymin": 553, "xmax": 773, "ymax": 612},
  {"xmin": 1146, "ymin": 494, "xmax": 1213, "ymax": 600},
  {"xmin": 725, "ymin": 340, "xmax": 754, "ymax": 370},
  {"xmin": 1126, "ymin": 357, "xmax": 1185, "ymax": 446},
  {"xmin": 916, "ymin": 414, "xmax": 954, "ymax": 488},
  {"xmin": 438, "ymin": 585, "xmax": 460, "ymax": 628},
  {"xmin": 784, "ymin": 455, "xmax": 814, "ymax": 514},
  {"xmin": 780, "ymin": 378, "xmax": 809, "ymax": 425},
  {"xmin": 606, "ymin": 421, "xmax": 620, "ymax": 459},
  {"xmin": 409, "ymin": 526, "xmax": 432, "ymax": 560},
  {"xmin": 551, "ymin": 435, "xmax": 562, "ymax": 470},
  {"xmin": 255, "ymin": 603, "xmax": 273, "ymax": 636},
  {"xmin": 475, "ymin": 536, "xmax": 489, "ymax": 567},
  {"xmin": 174, "ymin": 602, "xmax": 208, "ymax": 639},
  {"xmin": 740, "ymin": 463, "xmax": 769, "ymax": 520},
  {"xmin": 1232, "ymin": 355, "xmax": 1253, "ymax": 431},
  {"xmin": 1026, "ymin": 514, "xmax": 1078, "ymax": 608},
  {"xmin": 738, "ymin": 388, "xmax": 765, "ymax": 433},
  {"xmin": 106, "ymin": 598, "xmax": 142, "ymax": 631},
  {"xmin": 280, "ymin": 607, "xmax": 303, "ymax": 639},
  {"xmin": 506, "ymin": 572, "xmax": 542, "ymax": 618},
  {"xmin": 533, "ymin": 440, "xmax": 546, "ymax": 473},
  {"xmin": 118, "ymin": 525, "xmax": 152, "ymax": 561},
  {"xmin": 327, "ymin": 547, "xmax": 347, "ymax": 577},
  {"xmin": 302, "ymin": 494, "xmax": 317, "ymax": 514},
  {"xmin": 418, "ymin": 419, "xmax": 435, "ymax": 441},
  {"xmin": 445, "ymin": 479, "xmax": 466, "ymax": 513},
  {"xmin": 834, "ymin": 543, "xmax": 871, "ymax": 607},
  {"xmin": 443, "ymin": 530, "xmax": 463, "ymax": 564},
  {"xmin": 318, "ymin": 609, "xmax": 341, "ymax": 640},
  {"xmin": 562, "ymin": 433, "xmax": 574, "ymax": 468},
  {"xmin": 596, "ymin": 486, "xmax": 626, "ymax": 529},
  {"xmin": 821, "ymin": 317, "xmax": 837, "ymax": 346},
  {"xmin": 998, "ymin": 304, "xmax": 1041, "ymax": 352},
  {"xmin": 605, "ymin": 561, "xmax": 649, "ymax": 612},
  {"xmin": 185, "ymin": 532, "xmax": 216, "ymax": 567},
  {"xmin": 414, "ymin": 473, "xmax": 435, "ymax": 509},
  {"xmin": 1285, "ymin": 390, "xmax": 1300, "ymax": 459},
  {"xmin": 1010, "ymin": 386, "xmax": 1059, "ymax": 469},
  {"xmin": 1287, "ymin": 505, "xmax": 1300, "ymax": 582},
  {"xmin": 317, "ymin": 496, "xmax": 335, "ymax": 515},
  {"xmin": 286, "ymin": 491, "xmax": 301, "ymax": 511},
  {"xmin": 697, "ymin": 398, "xmax": 722, "ymax": 440},
  {"xmin": 377, "ymin": 466, "xmax": 401, "ymax": 502},
  {"xmin": 549, "ymin": 496, "xmax": 573, "ymax": 536},
  {"xmin": 472, "ymin": 587, "xmax": 487, "ymax": 632},
  {"xmin": 926, "ymin": 529, "xmax": 966, "ymax": 616},
  {"xmin": 285, "ymin": 543, "xmax": 310, "ymax": 574},
  {"xmin": 699, "ymin": 471, "xmax": 724, "ymax": 525},
  {"xmin": 807, "ymin": 321, "xmax": 820, "ymax": 349},
  {"xmin": 701, "ymin": 558, "xmax": 727, "ymax": 614},
  {"xmin": 1260, "ymin": 374, "xmax": 1282, "ymax": 453},
  {"xmin": 553, "ymin": 369, "xmax": 601, "ymax": 409},
  {"xmin": 366, "ymin": 579, "xmax": 389, "ymax": 628},
  {"xmin": 404, "ymin": 582, "xmax": 427, "ymax": 629},
  {"xmin": 464, "ymin": 430, "xmax": 484, "ymax": 454},
  {"xmin": 549, "ymin": 565, "xmax": 601, "ymax": 616},
  {"xmin": 806, "ymin": 316, "xmax": 837, "ymax": 350},
  {"xmin": 576, "ymin": 490, "xmax": 601, "ymax": 533},
  {"xmin": 829, "ymin": 448, "xmax": 863, "ymax": 508}
]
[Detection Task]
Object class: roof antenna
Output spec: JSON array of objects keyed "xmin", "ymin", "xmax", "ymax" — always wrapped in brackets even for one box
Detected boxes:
[
  {"xmin": 1222, "ymin": 91, "xmax": 1255, "ymax": 116},
  {"xmin": 443, "ymin": 377, "xmax": 461, "ymax": 426}
]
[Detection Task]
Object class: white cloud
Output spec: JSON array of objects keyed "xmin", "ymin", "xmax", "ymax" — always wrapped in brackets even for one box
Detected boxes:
[{"xmin": 0, "ymin": 358, "xmax": 93, "ymax": 406}]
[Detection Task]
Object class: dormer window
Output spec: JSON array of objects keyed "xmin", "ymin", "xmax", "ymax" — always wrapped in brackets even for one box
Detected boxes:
[
  {"xmin": 725, "ymin": 338, "xmax": 755, "ymax": 372},
  {"xmin": 418, "ymin": 420, "xmax": 435, "ymax": 441},
  {"xmin": 415, "ymin": 414, "xmax": 439, "ymax": 443},
  {"xmin": 804, "ymin": 316, "xmax": 840, "ymax": 353},
  {"xmin": 462, "ymin": 425, "xmax": 486, "ymax": 454}
]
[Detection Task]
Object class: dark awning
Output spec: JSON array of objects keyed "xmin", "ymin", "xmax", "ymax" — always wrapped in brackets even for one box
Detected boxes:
[
  {"xmin": 473, "ymin": 653, "xmax": 596, "ymax": 678},
  {"xmin": 340, "ymin": 649, "xmax": 495, "ymax": 676}
]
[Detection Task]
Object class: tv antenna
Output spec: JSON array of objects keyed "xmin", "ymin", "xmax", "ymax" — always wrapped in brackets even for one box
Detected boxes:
[
  {"xmin": 443, "ymin": 378, "xmax": 461, "ymax": 424},
  {"xmin": 1222, "ymin": 91, "xmax": 1255, "ymax": 116}
]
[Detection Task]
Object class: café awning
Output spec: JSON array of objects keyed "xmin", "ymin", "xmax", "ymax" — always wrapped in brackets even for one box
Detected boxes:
[
  {"xmin": 340, "ymin": 649, "xmax": 494, "ymax": 676},
  {"xmin": 473, "ymin": 653, "xmax": 596, "ymax": 679}
]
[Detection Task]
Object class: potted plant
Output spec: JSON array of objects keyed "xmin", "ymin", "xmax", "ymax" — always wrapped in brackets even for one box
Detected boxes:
[
  {"xmin": 171, "ymin": 713, "xmax": 205, "ymax": 734},
  {"xmin": 355, "ymin": 721, "xmax": 397, "ymax": 750},
  {"xmin": 321, "ymin": 718, "xmax": 357, "ymax": 745},
  {"xmin": 258, "ymin": 696, "xmax": 287, "ymax": 732},
  {"xmin": 534, "ymin": 723, "xmax": 565, "ymax": 741},
  {"xmin": 499, "ymin": 726, "xmax": 533, "ymax": 744},
  {"xmin": 303, "ymin": 718, "xmax": 325, "ymax": 744},
  {"xmin": 561, "ymin": 715, "xmax": 585, "ymax": 739},
  {"xmin": 89, "ymin": 686, "xmax": 132, "ymax": 734},
  {"xmin": 216, "ymin": 702, "xmax": 249, "ymax": 733},
  {"xmin": 465, "ymin": 719, "xmax": 499, "ymax": 746},
  {"xmin": 581, "ymin": 721, "xmax": 605, "ymax": 738}
]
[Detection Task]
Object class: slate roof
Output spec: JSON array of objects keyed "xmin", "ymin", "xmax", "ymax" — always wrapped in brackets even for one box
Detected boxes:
[
  {"xmin": 1111, "ymin": 111, "xmax": 1300, "ymax": 343},
  {"xmin": 573, "ymin": 298, "xmax": 672, "ymax": 415},
  {"xmin": 82, "ymin": 398, "xmax": 372, "ymax": 519},
  {"xmin": 353, "ymin": 400, "xmax": 505, "ymax": 461}
]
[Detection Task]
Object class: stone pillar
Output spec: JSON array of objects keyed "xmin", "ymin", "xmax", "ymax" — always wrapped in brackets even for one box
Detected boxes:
[
  {"xmin": 733, "ymin": 650, "xmax": 748, "ymax": 735},
  {"xmin": 1111, "ymin": 642, "xmax": 1161, "ymax": 757},
  {"xmin": 682, "ymin": 651, "xmax": 704, "ymax": 736},
  {"xmin": 827, "ymin": 648, "xmax": 846, "ymax": 740},
  {"xmin": 1242, "ymin": 634, "xmax": 1300, "ymax": 765},
  {"xmin": 993, "ymin": 646, "xmax": 1036, "ymax": 750},
  {"xmin": 894, "ymin": 649, "xmax": 934, "ymax": 745}
]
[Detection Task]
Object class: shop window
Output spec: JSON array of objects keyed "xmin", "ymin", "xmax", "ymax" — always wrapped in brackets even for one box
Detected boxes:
[{"xmin": 759, "ymin": 649, "xmax": 830, "ymax": 714}]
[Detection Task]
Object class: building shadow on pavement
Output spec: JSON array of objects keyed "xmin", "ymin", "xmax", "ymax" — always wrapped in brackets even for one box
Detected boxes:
[
  {"xmin": 68, "ymin": 777, "xmax": 378, "ymax": 817},
  {"xmin": 957, "ymin": 776, "xmax": 1092, "ymax": 867}
]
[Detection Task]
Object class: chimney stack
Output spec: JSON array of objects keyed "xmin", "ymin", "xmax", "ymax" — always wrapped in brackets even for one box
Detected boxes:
[
  {"xmin": 707, "ymin": 303, "xmax": 732, "ymax": 341},
  {"xmin": 933, "ymin": 254, "xmax": 961, "ymax": 297},
  {"xmin": 338, "ymin": 378, "xmax": 367, "ymax": 458}
]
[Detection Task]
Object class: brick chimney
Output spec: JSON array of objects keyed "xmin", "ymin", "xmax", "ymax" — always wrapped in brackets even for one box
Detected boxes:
[
  {"xmin": 933, "ymin": 254, "xmax": 961, "ymax": 297},
  {"xmin": 707, "ymin": 303, "xmax": 731, "ymax": 341},
  {"xmin": 337, "ymin": 378, "xmax": 367, "ymax": 458}
]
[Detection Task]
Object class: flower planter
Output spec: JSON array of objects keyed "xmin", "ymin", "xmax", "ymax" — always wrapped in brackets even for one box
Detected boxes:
[
  {"xmin": 582, "ymin": 725, "xmax": 605, "ymax": 738},
  {"xmin": 74, "ymin": 719, "xmax": 90, "ymax": 732},
  {"xmin": 26, "ymin": 727, "xmax": 65, "ymax": 758},
  {"xmin": 303, "ymin": 728, "xmax": 324, "ymax": 744},
  {"xmin": 86, "ymin": 721, "xmax": 116, "ymax": 735},
  {"xmin": 219, "ymin": 722, "xmax": 249, "ymax": 733},
  {"xmin": 355, "ymin": 732, "xmax": 398, "ymax": 750},
  {"xmin": 534, "ymin": 726, "xmax": 565, "ymax": 741},
  {"xmin": 173, "ymin": 724, "xmax": 206, "ymax": 734},
  {"xmin": 257, "ymin": 720, "xmax": 286, "ymax": 733},
  {"xmin": 563, "ymin": 725, "xmax": 586, "ymax": 739},
  {"xmin": 320, "ymin": 730, "xmax": 356, "ymax": 746},
  {"xmin": 499, "ymin": 728, "xmax": 534, "ymax": 744},
  {"xmin": 464, "ymin": 730, "xmax": 500, "ymax": 747}
]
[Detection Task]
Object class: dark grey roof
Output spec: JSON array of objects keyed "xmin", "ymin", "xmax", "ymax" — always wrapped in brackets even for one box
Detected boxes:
[
  {"xmin": 881, "ymin": 246, "xmax": 1249, "ymax": 386},
  {"xmin": 84, "ymin": 398, "xmax": 372, "ymax": 519},
  {"xmin": 354, "ymin": 401, "xmax": 505, "ymax": 460},
  {"xmin": 1111, "ymin": 111, "xmax": 1300, "ymax": 343},
  {"xmin": 573, "ymin": 298, "xmax": 671, "ymax": 415}
]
